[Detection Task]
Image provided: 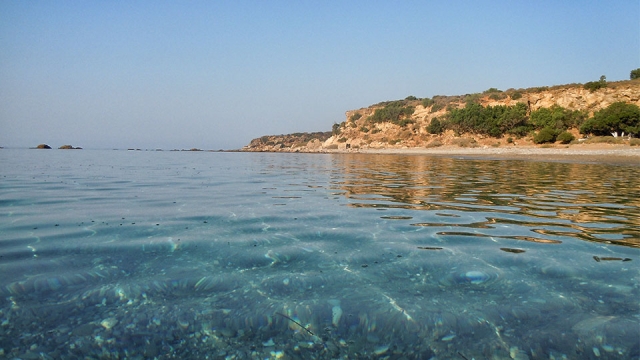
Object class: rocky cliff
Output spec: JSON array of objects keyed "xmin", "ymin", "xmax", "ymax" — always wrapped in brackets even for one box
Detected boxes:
[{"xmin": 243, "ymin": 80, "xmax": 640, "ymax": 152}]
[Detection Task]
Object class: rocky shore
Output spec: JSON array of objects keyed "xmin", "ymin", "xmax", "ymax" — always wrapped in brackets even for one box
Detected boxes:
[{"xmin": 243, "ymin": 79, "xmax": 640, "ymax": 162}]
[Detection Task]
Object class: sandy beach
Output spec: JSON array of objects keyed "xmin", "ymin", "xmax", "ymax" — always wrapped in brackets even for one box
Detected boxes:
[{"xmin": 353, "ymin": 143, "xmax": 640, "ymax": 164}]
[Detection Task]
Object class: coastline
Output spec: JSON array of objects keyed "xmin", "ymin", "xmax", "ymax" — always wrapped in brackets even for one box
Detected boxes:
[
  {"xmin": 238, "ymin": 143, "xmax": 640, "ymax": 165},
  {"xmin": 347, "ymin": 144, "xmax": 640, "ymax": 164}
]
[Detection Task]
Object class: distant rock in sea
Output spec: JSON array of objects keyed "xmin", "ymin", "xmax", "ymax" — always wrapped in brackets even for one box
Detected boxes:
[
  {"xmin": 59, "ymin": 145, "xmax": 82, "ymax": 149},
  {"xmin": 35, "ymin": 144, "xmax": 52, "ymax": 149}
]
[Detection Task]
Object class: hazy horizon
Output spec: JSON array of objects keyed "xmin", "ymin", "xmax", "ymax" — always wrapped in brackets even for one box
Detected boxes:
[{"xmin": 1, "ymin": 1, "xmax": 638, "ymax": 150}]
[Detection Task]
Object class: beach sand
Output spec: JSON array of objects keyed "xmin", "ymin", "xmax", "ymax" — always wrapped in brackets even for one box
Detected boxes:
[{"xmin": 352, "ymin": 144, "xmax": 640, "ymax": 165}]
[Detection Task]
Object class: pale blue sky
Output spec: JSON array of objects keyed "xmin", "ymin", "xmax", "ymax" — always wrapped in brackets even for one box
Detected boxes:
[{"xmin": 1, "ymin": 1, "xmax": 638, "ymax": 149}]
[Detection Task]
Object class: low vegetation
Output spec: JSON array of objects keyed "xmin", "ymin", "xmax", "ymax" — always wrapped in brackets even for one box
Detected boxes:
[
  {"xmin": 580, "ymin": 102, "xmax": 640, "ymax": 137},
  {"xmin": 432, "ymin": 98, "xmax": 637, "ymax": 143},
  {"xmin": 583, "ymin": 76, "xmax": 607, "ymax": 92},
  {"xmin": 445, "ymin": 102, "xmax": 529, "ymax": 137},
  {"xmin": 556, "ymin": 131, "xmax": 575, "ymax": 144},
  {"xmin": 533, "ymin": 127, "xmax": 558, "ymax": 144},
  {"xmin": 246, "ymin": 71, "xmax": 640, "ymax": 151},
  {"xmin": 249, "ymin": 132, "xmax": 332, "ymax": 149},
  {"xmin": 367, "ymin": 100, "xmax": 415, "ymax": 127},
  {"xmin": 332, "ymin": 123, "xmax": 342, "ymax": 136}
]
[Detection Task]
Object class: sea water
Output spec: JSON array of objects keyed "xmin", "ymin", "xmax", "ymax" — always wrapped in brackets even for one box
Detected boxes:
[{"xmin": 0, "ymin": 149, "xmax": 638, "ymax": 359}]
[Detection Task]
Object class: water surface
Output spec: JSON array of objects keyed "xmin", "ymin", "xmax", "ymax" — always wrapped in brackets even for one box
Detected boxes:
[{"xmin": 1, "ymin": 150, "xmax": 638, "ymax": 359}]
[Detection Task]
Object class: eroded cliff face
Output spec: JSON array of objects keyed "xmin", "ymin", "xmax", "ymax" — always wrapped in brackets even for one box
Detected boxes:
[
  {"xmin": 244, "ymin": 132, "xmax": 332, "ymax": 152},
  {"xmin": 243, "ymin": 80, "xmax": 640, "ymax": 152}
]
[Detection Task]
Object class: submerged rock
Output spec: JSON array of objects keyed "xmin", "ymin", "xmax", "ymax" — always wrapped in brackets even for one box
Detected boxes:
[{"xmin": 439, "ymin": 269, "xmax": 501, "ymax": 287}]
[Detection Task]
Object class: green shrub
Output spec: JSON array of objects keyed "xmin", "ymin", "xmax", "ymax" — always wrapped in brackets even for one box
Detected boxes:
[
  {"xmin": 506, "ymin": 137, "xmax": 513, "ymax": 144},
  {"xmin": 556, "ymin": 131, "xmax": 575, "ymax": 144},
  {"xmin": 510, "ymin": 91, "xmax": 522, "ymax": 100},
  {"xmin": 368, "ymin": 102, "xmax": 415, "ymax": 126},
  {"xmin": 533, "ymin": 127, "xmax": 558, "ymax": 144},
  {"xmin": 405, "ymin": 95, "xmax": 417, "ymax": 101},
  {"xmin": 580, "ymin": 102, "xmax": 640, "ymax": 137},
  {"xmin": 427, "ymin": 118, "xmax": 444, "ymax": 134},
  {"xmin": 338, "ymin": 137, "xmax": 347, "ymax": 143},
  {"xmin": 531, "ymin": 86, "xmax": 549, "ymax": 93},
  {"xmin": 446, "ymin": 102, "xmax": 527, "ymax": 138},
  {"xmin": 332, "ymin": 123, "xmax": 341, "ymax": 136},
  {"xmin": 583, "ymin": 75, "xmax": 607, "ymax": 92},
  {"xmin": 630, "ymin": 138, "xmax": 640, "ymax": 146},
  {"xmin": 430, "ymin": 103, "xmax": 445, "ymax": 113},
  {"xmin": 349, "ymin": 113, "xmax": 362, "ymax": 122},
  {"xmin": 464, "ymin": 93, "xmax": 482, "ymax": 104},
  {"xmin": 360, "ymin": 126, "xmax": 370, "ymax": 133},
  {"xmin": 631, "ymin": 68, "xmax": 640, "ymax": 80},
  {"xmin": 421, "ymin": 98, "xmax": 435, "ymax": 108},
  {"xmin": 396, "ymin": 118, "xmax": 415, "ymax": 127},
  {"xmin": 484, "ymin": 88, "xmax": 506, "ymax": 100},
  {"xmin": 530, "ymin": 105, "xmax": 587, "ymax": 131},
  {"xmin": 483, "ymin": 87, "xmax": 502, "ymax": 94},
  {"xmin": 507, "ymin": 125, "xmax": 533, "ymax": 137}
]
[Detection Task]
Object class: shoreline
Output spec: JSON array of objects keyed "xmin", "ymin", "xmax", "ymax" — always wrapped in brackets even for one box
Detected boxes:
[
  {"xmin": 241, "ymin": 143, "xmax": 640, "ymax": 165},
  {"xmin": 348, "ymin": 144, "xmax": 640, "ymax": 164}
]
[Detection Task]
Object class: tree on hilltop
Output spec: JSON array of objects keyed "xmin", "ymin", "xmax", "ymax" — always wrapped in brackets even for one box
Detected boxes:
[{"xmin": 583, "ymin": 75, "xmax": 607, "ymax": 92}]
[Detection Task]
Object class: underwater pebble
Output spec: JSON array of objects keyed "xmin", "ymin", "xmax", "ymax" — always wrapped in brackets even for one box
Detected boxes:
[
  {"xmin": 510, "ymin": 346, "xmax": 530, "ymax": 360},
  {"xmin": 100, "ymin": 318, "xmax": 118, "ymax": 330},
  {"xmin": 331, "ymin": 305, "xmax": 343, "ymax": 327},
  {"xmin": 177, "ymin": 319, "xmax": 189, "ymax": 329},
  {"xmin": 601, "ymin": 345, "xmax": 614, "ymax": 352},
  {"xmin": 270, "ymin": 350, "xmax": 284, "ymax": 358},
  {"xmin": 373, "ymin": 345, "xmax": 389, "ymax": 355},
  {"xmin": 297, "ymin": 341, "xmax": 314, "ymax": 349},
  {"xmin": 592, "ymin": 347, "xmax": 601, "ymax": 357},
  {"xmin": 263, "ymin": 338, "xmax": 275, "ymax": 347},
  {"xmin": 441, "ymin": 334, "xmax": 456, "ymax": 342}
]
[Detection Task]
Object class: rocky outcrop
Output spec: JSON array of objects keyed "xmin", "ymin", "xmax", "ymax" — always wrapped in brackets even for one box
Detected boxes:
[
  {"xmin": 35, "ymin": 144, "xmax": 52, "ymax": 149},
  {"xmin": 244, "ymin": 80, "xmax": 640, "ymax": 152},
  {"xmin": 244, "ymin": 132, "xmax": 332, "ymax": 152},
  {"xmin": 59, "ymin": 145, "xmax": 82, "ymax": 149}
]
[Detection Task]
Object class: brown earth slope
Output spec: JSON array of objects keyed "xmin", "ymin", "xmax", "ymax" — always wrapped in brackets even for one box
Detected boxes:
[{"xmin": 243, "ymin": 80, "xmax": 640, "ymax": 153}]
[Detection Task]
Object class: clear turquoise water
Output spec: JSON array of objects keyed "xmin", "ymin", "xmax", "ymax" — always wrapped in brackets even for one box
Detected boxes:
[{"xmin": 0, "ymin": 149, "xmax": 638, "ymax": 359}]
